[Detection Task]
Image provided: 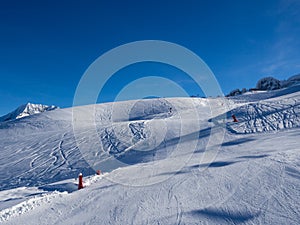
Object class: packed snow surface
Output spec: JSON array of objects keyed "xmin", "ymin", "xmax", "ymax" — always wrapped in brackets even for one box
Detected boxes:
[{"xmin": 0, "ymin": 85, "xmax": 300, "ymax": 224}]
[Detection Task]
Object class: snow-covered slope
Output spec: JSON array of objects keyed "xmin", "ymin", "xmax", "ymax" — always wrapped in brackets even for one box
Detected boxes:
[
  {"xmin": 0, "ymin": 103, "xmax": 58, "ymax": 122},
  {"xmin": 220, "ymin": 85, "xmax": 300, "ymax": 133},
  {"xmin": 0, "ymin": 87, "xmax": 300, "ymax": 224},
  {"xmin": 0, "ymin": 97, "xmax": 220, "ymax": 190}
]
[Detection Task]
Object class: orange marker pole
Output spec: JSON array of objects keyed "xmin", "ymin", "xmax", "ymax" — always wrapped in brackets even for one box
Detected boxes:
[{"xmin": 78, "ymin": 173, "xmax": 84, "ymax": 190}]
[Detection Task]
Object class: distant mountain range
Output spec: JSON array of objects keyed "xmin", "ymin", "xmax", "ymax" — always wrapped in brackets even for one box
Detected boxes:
[
  {"xmin": 227, "ymin": 74, "xmax": 300, "ymax": 97},
  {"xmin": 0, "ymin": 103, "xmax": 58, "ymax": 122}
]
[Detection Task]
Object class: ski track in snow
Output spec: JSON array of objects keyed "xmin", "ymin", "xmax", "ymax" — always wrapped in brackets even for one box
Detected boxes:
[{"xmin": 225, "ymin": 89, "xmax": 300, "ymax": 134}]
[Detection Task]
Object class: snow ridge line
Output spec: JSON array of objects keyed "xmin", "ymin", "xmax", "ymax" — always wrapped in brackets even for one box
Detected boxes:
[{"xmin": 0, "ymin": 191, "xmax": 68, "ymax": 223}]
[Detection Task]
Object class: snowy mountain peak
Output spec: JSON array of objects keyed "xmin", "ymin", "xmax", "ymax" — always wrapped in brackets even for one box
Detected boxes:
[{"xmin": 0, "ymin": 102, "xmax": 58, "ymax": 122}]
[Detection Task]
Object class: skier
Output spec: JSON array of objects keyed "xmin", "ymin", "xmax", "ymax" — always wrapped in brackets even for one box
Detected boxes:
[{"xmin": 232, "ymin": 114, "xmax": 238, "ymax": 122}]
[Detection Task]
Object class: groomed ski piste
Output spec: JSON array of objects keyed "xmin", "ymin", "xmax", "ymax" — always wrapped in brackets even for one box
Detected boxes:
[{"xmin": 0, "ymin": 85, "xmax": 300, "ymax": 224}]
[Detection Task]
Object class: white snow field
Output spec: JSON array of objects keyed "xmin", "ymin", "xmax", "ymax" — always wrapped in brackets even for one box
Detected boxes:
[{"xmin": 0, "ymin": 85, "xmax": 300, "ymax": 224}]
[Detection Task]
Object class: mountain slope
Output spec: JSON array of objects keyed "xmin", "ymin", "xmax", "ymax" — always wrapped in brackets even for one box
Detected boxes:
[
  {"xmin": 0, "ymin": 97, "xmax": 220, "ymax": 190},
  {"xmin": 220, "ymin": 86, "xmax": 300, "ymax": 133},
  {"xmin": 0, "ymin": 87, "xmax": 300, "ymax": 224}
]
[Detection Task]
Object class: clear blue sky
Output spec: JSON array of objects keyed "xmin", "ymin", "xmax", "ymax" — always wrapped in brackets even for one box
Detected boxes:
[{"xmin": 1, "ymin": 0, "xmax": 300, "ymax": 115}]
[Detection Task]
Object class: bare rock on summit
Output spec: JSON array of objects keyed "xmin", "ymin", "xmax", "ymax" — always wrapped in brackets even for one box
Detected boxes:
[{"xmin": 256, "ymin": 77, "xmax": 281, "ymax": 91}]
